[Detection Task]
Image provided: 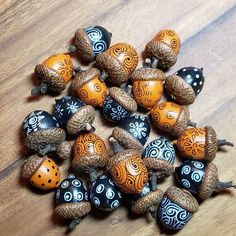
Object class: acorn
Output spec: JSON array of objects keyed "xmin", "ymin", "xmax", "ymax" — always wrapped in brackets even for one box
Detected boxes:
[
  {"xmin": 90, "ymin": 174, "xmax": 122, "ymax": 211},
  {"xmin": 130, "ymin": 67, "xmax": 166, "ymax": 110},
  {"xmin": 69, "ymin": 25, "xmax": 112, "ymax": 63},
  {"xmin": 165, "ymin": 67, "xmax": 205, "ymax": 105},
  {"xmin": 151, "ymin": 101, "xmax": 196, "ymax": 136},
  {"xmin": 21, "ymin": 154, "xmax": 60, "ymax": 190},
  {"xmin": 103, "ymin": 87, "xmax": 137, "ymax": 122},
  {"xmin": 55, "ymin": 174, "xmax": 91, "ymax": 230},
  {"xmin": 96, "ymin": 43, "xmax": 139, "ymax": 85},
  {"xmin": 145, "ymin": 29, "xmax": 181, "ymax": 69},
  {"xmin": 31, "ymin": 53, "xmax": 73, "ymax": 96},
  {"xmin": 54, "ymin": 96, "xmax": 96, "ymax": 135},
  {"xmin": 158, "ymin": 186, "xmax": 199, "ymax": 231},
  {"xmin": 110, "ymin": 114, "xmax": 151, "ymax": 153},
  {"xmin": 71, "ymin": 68, "xmax": 108, "ymax": 107},
  {"xmin": 143, "ymin": 137, "xmax": 176, "ymax": 188},
  {"xmin": 175, "ymin": 160, "xmax": 236, "ymax": 200}
]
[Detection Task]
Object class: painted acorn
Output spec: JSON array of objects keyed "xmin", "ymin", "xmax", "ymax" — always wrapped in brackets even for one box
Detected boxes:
[
  {"xmin": 54, "ymin": 96, "xmax": 95, "ymax": 135},
  {"xmin": 103, "ymin": 87, "xmax": 137, "ymax": 122},
  {"xmin": 145, "ymin": 29, "xmax": 181, "ymax": 69},
  {"xmin": 90, "ymin": 174, "xmax": 122, "ymax": 211},
  {"xmin": 96, "ymin": 43, "xmax": 139, "ymax": 85},
  {"xmin": 55, "ymin": 174, "xmax": 91, "ymax": 230},
  {"xmin": 130, "ymin": 68, "xmax": 166, "ymax": 110},
  {"xmin": 70, "ymin": 25, "xmax": 112, "ymax": 62},
  {"xmin": 71, "ymin": 68, "xmax": 108, "ymax": 107},
  {"xmin": 158, "ymin": 186, "xmax": 199, "ymax": 231},
  {"xmin": 151, "ymin": 101, "xmax": 196, "ymax": 136},
  {"xmin": 32, "ymin": 53, "xmax": 73, "ymax": 96},
  {"xmin": 165, "ymin": 67, "xmax": 205, "ymax": 105},
  {"xmin": 110, "ymin": 114, "xmax": 151, "ymax": 153},
  {"xmin": 21, "ymin": 154, "xmax": 60, "ymax": 190},
  {"xmin": 175, "ymin": 160, "xmax": 236, "ymax": 200}
]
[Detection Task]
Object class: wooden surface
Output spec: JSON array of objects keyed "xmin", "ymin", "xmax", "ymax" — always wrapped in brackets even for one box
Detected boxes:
[{"xmin": 0, "ymin": 0, "xmax": 236, "ymax": 235}]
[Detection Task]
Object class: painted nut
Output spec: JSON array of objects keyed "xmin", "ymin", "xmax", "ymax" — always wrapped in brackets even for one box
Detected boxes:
[
  {"xmin": 90, "ymin": 174, "xmax": 122, "ymax": 211},
  {"xmin": 130, "ymin": 68, "xmax": 166, "ymax": 110},
  {"xmin": 158, "ymin": 186, "xmax": 199, "ymax": 231},
  {"xmin": 32, "ymin": 53, "xmax": 73, "ymax": 95},
  {"xmin": 54, "ymin": 96, "xmax": 96, "ymax": 135},
  {"xmin": 151, "ymin": 101, "xmax": 196, "ymax": 136},
  {"xmin": 21, "ymin": 154, "xmax": 60, "ymax": 190},
  {"xmin": 55, "ymin": 174, "xmax": 91, "ymax": 230},
  {"xmin": 70, "ymin": 25, "xmax": 112, "ymax": 62},
  {"xmin": 71, "ymin": 68, "xmax": 108, "ymax": 107},
  {"xmin": 145, "ymin": 29, "xmax": 181, "ymax": 69},
  {"xmin": 165, "ymin": 67, "xmax": 205, "ymax": 105},
  {"xmin": 175, "ymin": 160, "xmax": 236, "ymax": 200},
  {"xmin": 96, "ymin": 43, "xmax": 139, "ymax": 85},
  {"xmin": 103, "ymin": 87, "xmax": 137, "ymax": 122}
]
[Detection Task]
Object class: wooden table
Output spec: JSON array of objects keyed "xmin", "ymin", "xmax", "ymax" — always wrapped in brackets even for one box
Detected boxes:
[{"xmin": 0, "ymin": 1, "xmax": 236, "ymax": 235}]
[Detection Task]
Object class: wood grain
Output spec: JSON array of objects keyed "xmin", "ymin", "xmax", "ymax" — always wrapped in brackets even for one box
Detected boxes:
[{"xmin": 0, "ymin": 0, "xmax": 236, "ymax": 235}]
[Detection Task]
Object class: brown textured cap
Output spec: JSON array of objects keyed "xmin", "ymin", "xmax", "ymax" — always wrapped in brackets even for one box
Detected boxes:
[
  {"xmin": 130, "ymin": 68, "xmax": 166, "ymax": 81},
  {"xmin": 204, "ymin": 126, "xmax": 218, "ymax": 162},
  {"xmin": 166, "ymin": 186, "xmax": 199, "ymax": 213},
  {"xmin": 132, "ymin": 188, "xmax": 163, "ymax": 214},
  {"xmin": 56, "ymin": 141, "xmax": 73, "ymax": 160},
  {"xmin": 21, "ymin": 154, "xmax": 45, "ymax": 180},
  {"xmin": 109, "ymin": 87, "xmax": 137, "ymax": 112},
  {"xmin": 165, "ymin": 75, "xmax": 196, "ymax": 105}
]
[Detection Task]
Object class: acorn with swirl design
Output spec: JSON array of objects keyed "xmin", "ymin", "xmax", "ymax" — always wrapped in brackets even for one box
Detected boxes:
[
  {"xmin": 175, "ymin": 160, "xmax": 236, "ymax": 199},
  {"xmin": 158, "ymin": 186, "xmax": 199, "ymax": 231},
  {"xmin": 55, "ymin": 174, "xmax": 91, "ymax": 230}
]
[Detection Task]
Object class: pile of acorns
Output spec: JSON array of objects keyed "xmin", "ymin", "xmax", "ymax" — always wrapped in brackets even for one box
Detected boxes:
[{"xmin": 21, "ymin": 26, "xmax": 235, "ymax": 232}]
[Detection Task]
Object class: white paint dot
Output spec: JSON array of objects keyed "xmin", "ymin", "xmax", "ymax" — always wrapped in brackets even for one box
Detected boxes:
[
  {"xmin": 197, "ymin": 89, "xmax": 200, "ymax": 93},
  {"xmin": 196, "ymin": 74, "xmax": 200, "ymax": 78},
  {"xmin": 187, "ymin": 74, "xmax": 191, "ymax": 79},
  {"xmin": 193, "ymin": 82, "xmax": 197, "ymax": 86},
  {"xmin": 194, "ymin": 68, "xmax": 198, "ymax": 71},
  {"xmin": 199, "ymin": 81, "xmax": 203, "ymax": 85},
  {"xmin": 183, "ymin": 68, "xmax": 187, "ymax": 71}
]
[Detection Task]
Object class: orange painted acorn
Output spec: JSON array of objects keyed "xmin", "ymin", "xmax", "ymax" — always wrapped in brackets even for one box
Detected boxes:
[
  {"xmin": 145, "ymin": 29, "xmax": 181, "ymax": 69},
  {"xmin": 32, "ymin": 53, "xmax": 74, "ymax": 95},
  {"xmin": 130, "ymin": 68, "xmax": 166, "ymax": 110},
  {"xmin": 151, "ymin": 101, "xmax": 196, "ymax": 136},
  {"xmin": 173, "ymin": 126, "xmax": 234, "ymax": 162},
  {"xmin": 96, "ymin": 43, "xmax": 139, "ymax": 85},
  {"xmin": 21, "ymin": 154, "xmax": 60, "ymax": 190}
]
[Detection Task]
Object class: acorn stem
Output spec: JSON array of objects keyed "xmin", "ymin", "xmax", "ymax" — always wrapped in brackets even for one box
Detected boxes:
[
  {"xmin": 89, "ymin": 169, "xmax": 98, "ymax": 182},
  {"xmin": 85, "ymin": 123, "xmax": 95, "ymax": 133},
  {"xmin": 68, "ymin": 219, "xmax": 80, "ymax": 230},
  {"xmin": 39, "ymin": 144, "xmax": 57, "ymax": 156},
  {"xmin": 217, "ymin": 139, "xmax": 234, "ymax": 147},
  {"xmin": 188, "ymin": 120, "xmax": 197, "ymax": 127},
  {"xmin": 100, "ymin": 70, "xmax": 109, "ymax": 81},
  {"xmin": 109, "ymin": 137, "xmax": 123, "ymax": 154},
  {"xmin": 149, "ymin": 205, "xmax": 157, "ymax": 218},
  {"xmin": 150, "ymin": 57, "xmax": 159, "ymax": 68},
  {"xmin": 150, "ymin": 172, "xmax": 157, "ymax": 191},
  {"xmin": 31, "ymin": 83, "xmax": 48, "ymax": 96},
  {"xmin": 215, "ymin": 180, "xmax": 236, "ymax": 191},
  {"xmin": 68, "ymin": 45, "xmax": 77, "ymax": 52}
]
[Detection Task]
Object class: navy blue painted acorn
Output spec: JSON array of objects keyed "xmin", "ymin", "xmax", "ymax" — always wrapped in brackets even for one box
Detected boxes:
[
  {"xmin": 165, "ymin": 67, "xmax": 205, "ymax": 105},
  {"xmin": 90, "ymin": 174, "xmax": 122, "ymax": 211},
  {"xmin": 158, "ymin": 186, "xmax": 199, "ymax": 231},
  {"xmin": 55, "ymin": 174, "xmax": 91, "ymax": 230}
]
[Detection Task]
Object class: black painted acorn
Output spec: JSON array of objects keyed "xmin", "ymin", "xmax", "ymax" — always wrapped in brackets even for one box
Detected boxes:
[
  {"xmin": 90, "ymin": 174, "xmax": 122, "ymax": 211},
  {"xmin": 103, "ymin": 87, "xmax": 137, "ymax": 123},
  {"xmin": 165, "ymin": 67, "xmax": 205, "ymax": 105},
  {"xmin": 55, "ymin": 174, "xmax": 91, "ymax": 230},
  {"xmin": 54, "ymin": 96, "xmax": 96, "ymax": 135},
  {"xmin": 175, "ymin": 160, "xmax": 236, "ymax": 200},
  {"xmin": 70, "ymin": 25, "xmax": 112, "ymax": 63}
]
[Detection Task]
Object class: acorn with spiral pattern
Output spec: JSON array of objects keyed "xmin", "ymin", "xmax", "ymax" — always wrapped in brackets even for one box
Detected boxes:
[
  {"xmin": 158, "ymin": 186, "xmax": 199, "ymax": 231},
  {"xmin": 165, "ymin": 67, "xmax": 205, "ymax": 105},
  {"xmin": 96, "ymin": 43, "xmax": 139, "ymax": 85},
  {"xmin": 55, "ymin": 174, "xmax": 91, "ymax": 230},
  {"xmin": 145, "ymin": 29, "xmax": 181, "ymax": 69},
  {"xmin": 69, "ymin": 25, "xmax": 112, "ymax": 63},
  {"xmin": 31, "ymin": 53, "xmax": 74, "ymax": 96},
  {"xmin": 175, "ymin": 160, "xmax": 236, "ymax": 200}
]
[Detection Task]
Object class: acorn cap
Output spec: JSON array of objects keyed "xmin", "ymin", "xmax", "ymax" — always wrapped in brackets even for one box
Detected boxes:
[
  {"xmin": 21, "ymin": 154, "xmax": 45, "ymax": 180},
  {"xmin": 132, "ymin": 188, "xmax": 163, "ymax": 214},
  {"xmin": 56, "ymin": 141, "xmax": 73, "ymax": 160},
  {"xmin": 25, "ymin": 128, "xmax": 66, "ymax": 153},
  {"xmin": 166, "ymin": 186, "xmax": 199, "ymax": 213},
  {"xmin": 111, "ymin": 127, "xmax": 143, "ymax": 153},
  {"xmin": 130, "ymin": 68, "xmax": 166, "ymax": 81},
  {"xmin": 204, "ymin": 126, "xmax": 218, "ymax": 162},
  {"xmin": 55, "ymin": 202, "xmax": 91, "ymax": 219},
  {"xmin": 35, "ymin": 64, "xmax": 66, "ymax": 93},
  {"xmin": 165, "ymin": 75, "xmax": 196, "ymax": 105},
  {"xmin": 74, "ymin": 29, "xmax": 94, "ymax": 62},
  {"xmin": 145, "ymin": 40, "xmax": 177, "ymax": 69},
  {"xmin": 96, "ymin": 52, "xmax": 129, "ymax": 85},
  {"xmin": 66, "ymin": 105, "xmax": 96, "ymax": 135}
]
